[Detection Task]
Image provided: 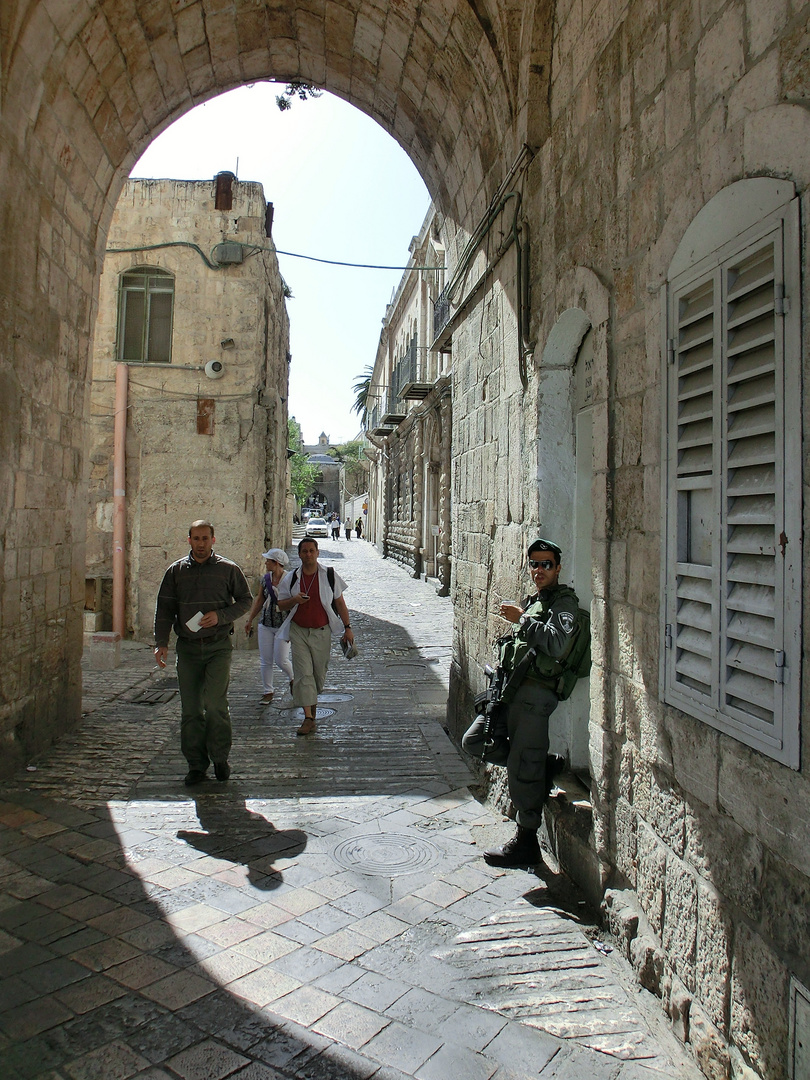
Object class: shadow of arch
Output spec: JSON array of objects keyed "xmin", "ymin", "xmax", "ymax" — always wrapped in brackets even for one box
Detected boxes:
[
  {"xmin": 0, "ymin": 795, "xmax": 380, "ymax": 1077},
  {"xmin": 0, "ymin": 601, "xmax": 458, "ymax": 1074}
]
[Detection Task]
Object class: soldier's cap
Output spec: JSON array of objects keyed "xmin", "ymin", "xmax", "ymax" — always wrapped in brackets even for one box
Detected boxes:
[{"xmin": 528, "ymin": 537, "xmax": 563, "ymax": 560}]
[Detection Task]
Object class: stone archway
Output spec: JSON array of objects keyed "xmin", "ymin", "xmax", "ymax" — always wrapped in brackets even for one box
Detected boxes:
[{"xmin": 0, "ymin": 0, "xmax": 550, "ymax": 768}]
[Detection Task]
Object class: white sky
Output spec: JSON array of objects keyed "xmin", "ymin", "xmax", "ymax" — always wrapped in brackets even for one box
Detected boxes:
[{"xmin": 132, "ymin": 83, "xmax": 431, "ymax": 445}]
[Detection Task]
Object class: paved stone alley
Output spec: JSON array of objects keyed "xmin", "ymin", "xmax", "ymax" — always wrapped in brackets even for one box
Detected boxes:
[{"xmin": 0, "ymin": 538, "xmax": 703, "ymax": 1080}]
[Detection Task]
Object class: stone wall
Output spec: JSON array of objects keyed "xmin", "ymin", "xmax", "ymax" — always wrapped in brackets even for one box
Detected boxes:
[
  {"xmin": 85, "ymin": 178, "xmax": 290, "ymax": 643},
  {"xmin": 444, "ymin": 4, "xmax": 810, "ymax": 1078},
  {"xmin": 1, "ymin": 2, "xmax": 809, "ymax": 1076},
  {"xmin": 365, "ymin": 207, "xmax": 452, "ymax": 587}
]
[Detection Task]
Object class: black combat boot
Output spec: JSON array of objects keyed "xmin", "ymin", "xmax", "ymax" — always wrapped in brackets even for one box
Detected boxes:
[{"xmin": 483, "ymin": 826, "xmax": 542, "ymax": 868}]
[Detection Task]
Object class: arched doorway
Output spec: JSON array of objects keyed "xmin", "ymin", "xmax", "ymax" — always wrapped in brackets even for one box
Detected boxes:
[{"xmin": 0, "ymin": 0, "xmax": 549, "ymax": 766}]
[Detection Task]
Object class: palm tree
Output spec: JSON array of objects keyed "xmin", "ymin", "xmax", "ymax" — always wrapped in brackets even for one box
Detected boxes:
[{"xmin": 351, "ymin": 365, "xmax": 374, "ymax": 428}]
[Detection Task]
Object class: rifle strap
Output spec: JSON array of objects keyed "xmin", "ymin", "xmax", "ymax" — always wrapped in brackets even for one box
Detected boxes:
[{"xmin": 498, "ymin": 646, "xmax": 538, "ymax": 707}]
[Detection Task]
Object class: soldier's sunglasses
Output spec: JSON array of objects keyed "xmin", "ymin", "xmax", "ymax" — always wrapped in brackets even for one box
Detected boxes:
[{"xmin": 529, "ymin": 559, "xmax": 556, "ymax": 570}]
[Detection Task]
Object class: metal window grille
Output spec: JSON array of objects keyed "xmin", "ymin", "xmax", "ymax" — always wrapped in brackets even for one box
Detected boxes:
[{"xmin": 119, "ymin": 268, "xmax": 174, "ymax": 363}]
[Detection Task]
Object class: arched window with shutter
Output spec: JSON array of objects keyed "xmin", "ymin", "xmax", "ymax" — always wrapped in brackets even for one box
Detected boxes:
[{"xmin": 662, "ymin": 179, "xmax": 801, "ymax": 768}]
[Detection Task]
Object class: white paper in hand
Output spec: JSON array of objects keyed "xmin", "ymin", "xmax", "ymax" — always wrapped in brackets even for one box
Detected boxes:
[{"xmin": 186, "ymin": 611, "xmax": 204, "ymax": 633}]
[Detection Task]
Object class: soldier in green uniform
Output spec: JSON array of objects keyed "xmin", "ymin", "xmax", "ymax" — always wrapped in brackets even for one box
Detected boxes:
[{"xmin": 463, "ymin": 538, "xmax": 580, "ymax": 869}]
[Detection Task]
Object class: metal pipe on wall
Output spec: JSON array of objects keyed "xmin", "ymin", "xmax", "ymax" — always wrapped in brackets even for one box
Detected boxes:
[{"xmin": 112, "ymin": 362, "xmax": 128, "ymax": 638}]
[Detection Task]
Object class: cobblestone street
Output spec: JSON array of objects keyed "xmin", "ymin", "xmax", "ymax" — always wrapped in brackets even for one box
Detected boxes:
[{"xmin": 0, "ymin": 538, "xmax": 702, "ymax": 1080}]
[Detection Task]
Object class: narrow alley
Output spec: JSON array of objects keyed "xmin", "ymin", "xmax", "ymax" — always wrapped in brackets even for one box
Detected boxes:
[{"xmin": 0, "ymin": 538, "xmax": 701, "ymax": 1080}]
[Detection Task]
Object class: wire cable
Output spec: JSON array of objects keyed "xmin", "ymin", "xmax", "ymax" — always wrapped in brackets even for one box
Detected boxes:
[{"xmin": 106, "ymin": 240, "xmax": 440, "ymax": 273}]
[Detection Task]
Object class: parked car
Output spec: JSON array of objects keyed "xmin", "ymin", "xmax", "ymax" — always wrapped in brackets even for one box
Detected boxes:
[{"xmin": 305, "ymin": 517, "xmax": 329, "ymax": 538}]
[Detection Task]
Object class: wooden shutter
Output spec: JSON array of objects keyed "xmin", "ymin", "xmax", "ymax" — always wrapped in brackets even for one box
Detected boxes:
[
  {"xmin": 721, "ymin": 241, "xmax": 780, "ymax": 733},
  {"xmin": 666, "ymin": 273, "xmax": 719, "ymax": 704},
  {"xmin": 664, "ymin": 200, "xmax": 800, "ymax": 767}
]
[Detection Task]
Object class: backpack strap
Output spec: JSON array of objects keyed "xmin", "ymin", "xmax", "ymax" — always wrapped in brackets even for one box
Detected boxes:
[
  {"xmin": 291, "ymin": 565, "xmax": 339, "ymax": 616},
  {"xmin": 327, "ymin": 565, "xmax": 340, "ymax": 616}
]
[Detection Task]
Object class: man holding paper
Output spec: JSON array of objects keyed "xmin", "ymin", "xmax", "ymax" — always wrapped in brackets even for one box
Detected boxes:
[{"xmin": 154, "ymin": 520, "xmax": 252, "ymax": 786}]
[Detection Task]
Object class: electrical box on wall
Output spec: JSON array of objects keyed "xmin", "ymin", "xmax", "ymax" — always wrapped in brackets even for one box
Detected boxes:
[{"xmin": 212, "ymin": 242, "xmax": 244, "ymax": 265}]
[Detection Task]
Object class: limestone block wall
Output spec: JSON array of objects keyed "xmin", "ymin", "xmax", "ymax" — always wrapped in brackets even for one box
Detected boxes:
[
  {"xmin": 366, "ymin": 207, "xmax": 451, "ymax": 583},
  {"xmin": 85, "ymin": 178, "xmax": 290, "ymax": 642},
  {"xmin": 446, "ymin": 3, "xmax": 810, "ymax": 1078}
]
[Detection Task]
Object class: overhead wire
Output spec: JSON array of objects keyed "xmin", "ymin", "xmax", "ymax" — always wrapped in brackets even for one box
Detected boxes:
[{"xmin": 106, "ymin": 241, "xmax": 440, "ymax": 273}]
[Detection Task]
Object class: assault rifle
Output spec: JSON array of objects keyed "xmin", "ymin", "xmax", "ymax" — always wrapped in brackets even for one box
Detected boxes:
[
  {"xmin": 475, "ymin": 661, "xmax": 567, "ymax": 792},
  {"xmin": 474, "ymin": 648, "xmax": 541, "ymax": 761}
]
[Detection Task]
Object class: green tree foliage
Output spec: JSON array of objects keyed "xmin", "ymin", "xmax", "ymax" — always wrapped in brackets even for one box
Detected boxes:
[
  {"xmin": 351, "ymin": 365, "xmax": 373, "ymax": 427},
  {"xmin": 328, "ymin": 440, "xmax": 369, "ymax": 497},
  {"xmin": 287, "ymin": 417, "xmax": 319, "ymax": 505}
]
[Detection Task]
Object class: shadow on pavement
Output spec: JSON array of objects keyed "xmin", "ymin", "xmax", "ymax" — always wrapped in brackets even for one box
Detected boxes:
[
  {"xmin": 0, "ymin": 602, "xmax": 461, "ymax": 1077},
  {"xmin": 177, "ymin": 794, "xmax": 308, "ymax": 891}
]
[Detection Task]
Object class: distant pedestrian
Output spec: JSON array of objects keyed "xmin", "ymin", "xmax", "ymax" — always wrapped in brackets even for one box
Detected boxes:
[
  {"xmin": 331, "ymin": 517, "xmax": 341, "ymax": 541},
  {"xmin": 355, "ymin": 517, "xmax": 363, "ymax": 538},
  {"xmin": 244, "ymin": 547, "xmax": 294, "ymax": 704},
  {"xmin": 154, "ymin": 520, "xmax": 252, "ymax": 786},
  {"xmin": 344, "ymin": 521, "xmax": 352, "ymax": 540},
  {"xmin": 277, "ymin": 538, "xmax": 353, "ymax": 736}
]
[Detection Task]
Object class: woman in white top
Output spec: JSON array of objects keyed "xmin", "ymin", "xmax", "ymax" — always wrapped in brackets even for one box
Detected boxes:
[{"xmin": 244, "ymin": 548, "xmax": 294, "ymax": 704}]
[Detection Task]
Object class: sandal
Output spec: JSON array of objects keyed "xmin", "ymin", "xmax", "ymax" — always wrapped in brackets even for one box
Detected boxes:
[{"xmin": 296, "ymin": 717, "xmax": 316, "ymax": 736}]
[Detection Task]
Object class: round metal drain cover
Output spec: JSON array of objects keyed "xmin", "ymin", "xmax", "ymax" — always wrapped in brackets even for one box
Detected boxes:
[
  {"xmin": 332, "ymin": 832, "xmax": 440, "ymax": 877},
  {"xmin": 281, "ymin": 706, "xmax": 336, "ymax": 720}
]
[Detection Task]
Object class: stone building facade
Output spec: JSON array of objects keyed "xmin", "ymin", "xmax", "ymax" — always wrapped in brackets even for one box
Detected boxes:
[
  {"xmin": 365, "ymin": 206, "xmax": 452, "ymax": 592},
  {"xmin": 85, "ymin": 176, "xmax": 291, "ymax": 643},
  {"xmin": 2, "ymin": 3, "xmax": 810, "ymax": 1077}
]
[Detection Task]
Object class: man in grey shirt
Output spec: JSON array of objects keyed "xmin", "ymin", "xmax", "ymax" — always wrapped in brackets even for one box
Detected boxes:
[{"xmin": 154, "ymin": 520, "xmax": 252, "ymax": 786}]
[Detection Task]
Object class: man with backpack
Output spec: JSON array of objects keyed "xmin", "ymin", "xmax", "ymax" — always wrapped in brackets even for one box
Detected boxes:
[
  {"xmin": 276, "ymin": 537, "xmax": 354, "ymax": 736},
  {"xmin": 462, "ymin": 538, "xmax": 589, "ymax": 869}
]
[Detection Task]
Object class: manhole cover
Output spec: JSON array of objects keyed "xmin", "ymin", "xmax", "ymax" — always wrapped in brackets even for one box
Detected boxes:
[
  {"xmin": 332, "ymin": 832, "xmax": 440, "ymax": 877},
  {"xmin": 281, "ymin": 706, "xmax": 336, "ymax": 720}
]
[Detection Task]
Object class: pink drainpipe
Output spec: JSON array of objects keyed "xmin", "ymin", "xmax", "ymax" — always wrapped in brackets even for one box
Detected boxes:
[{"xmin": 112, "ymin": 362, "xmax": 128, "ymax": 638}]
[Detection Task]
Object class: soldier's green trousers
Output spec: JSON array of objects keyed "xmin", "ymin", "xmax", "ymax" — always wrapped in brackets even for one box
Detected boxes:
[
  {"xmin": 462, "ymin": 678, "xmax": 557, "ymax": 831},
  {"xmin": 175, "ymin": 635, "xmax": 233, "ymax": 772}
]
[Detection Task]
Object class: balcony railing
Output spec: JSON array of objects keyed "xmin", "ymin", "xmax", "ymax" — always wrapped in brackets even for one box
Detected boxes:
[
  {"xmin": 368, "ymin": 403, "xmax": 393, "ymax": 436},
  {"xmin": 433, "ymin": 283, "xmax": 452, "ymax": 339}
]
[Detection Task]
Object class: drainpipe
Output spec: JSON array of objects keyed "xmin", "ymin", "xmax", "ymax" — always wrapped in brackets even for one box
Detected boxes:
[{"xmin": 112, "ymin": 362, "xmax": 128, "ymax": 638}]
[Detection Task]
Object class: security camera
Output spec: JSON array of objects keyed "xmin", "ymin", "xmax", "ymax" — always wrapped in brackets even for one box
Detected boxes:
[{"xmin": 204, "ymin": 360, "xmax": 225, "ymax": 380}]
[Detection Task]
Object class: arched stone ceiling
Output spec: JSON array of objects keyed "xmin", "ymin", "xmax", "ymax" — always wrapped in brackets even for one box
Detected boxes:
[{"xmin": 2, "ymin": 0, "xmax": 534, "ymax": 232}]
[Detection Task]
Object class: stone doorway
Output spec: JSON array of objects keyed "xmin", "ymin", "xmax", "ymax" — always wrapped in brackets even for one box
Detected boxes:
[{"xmin": 0, "ymin": 0, "xmax": 544, "ymax": 768}]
